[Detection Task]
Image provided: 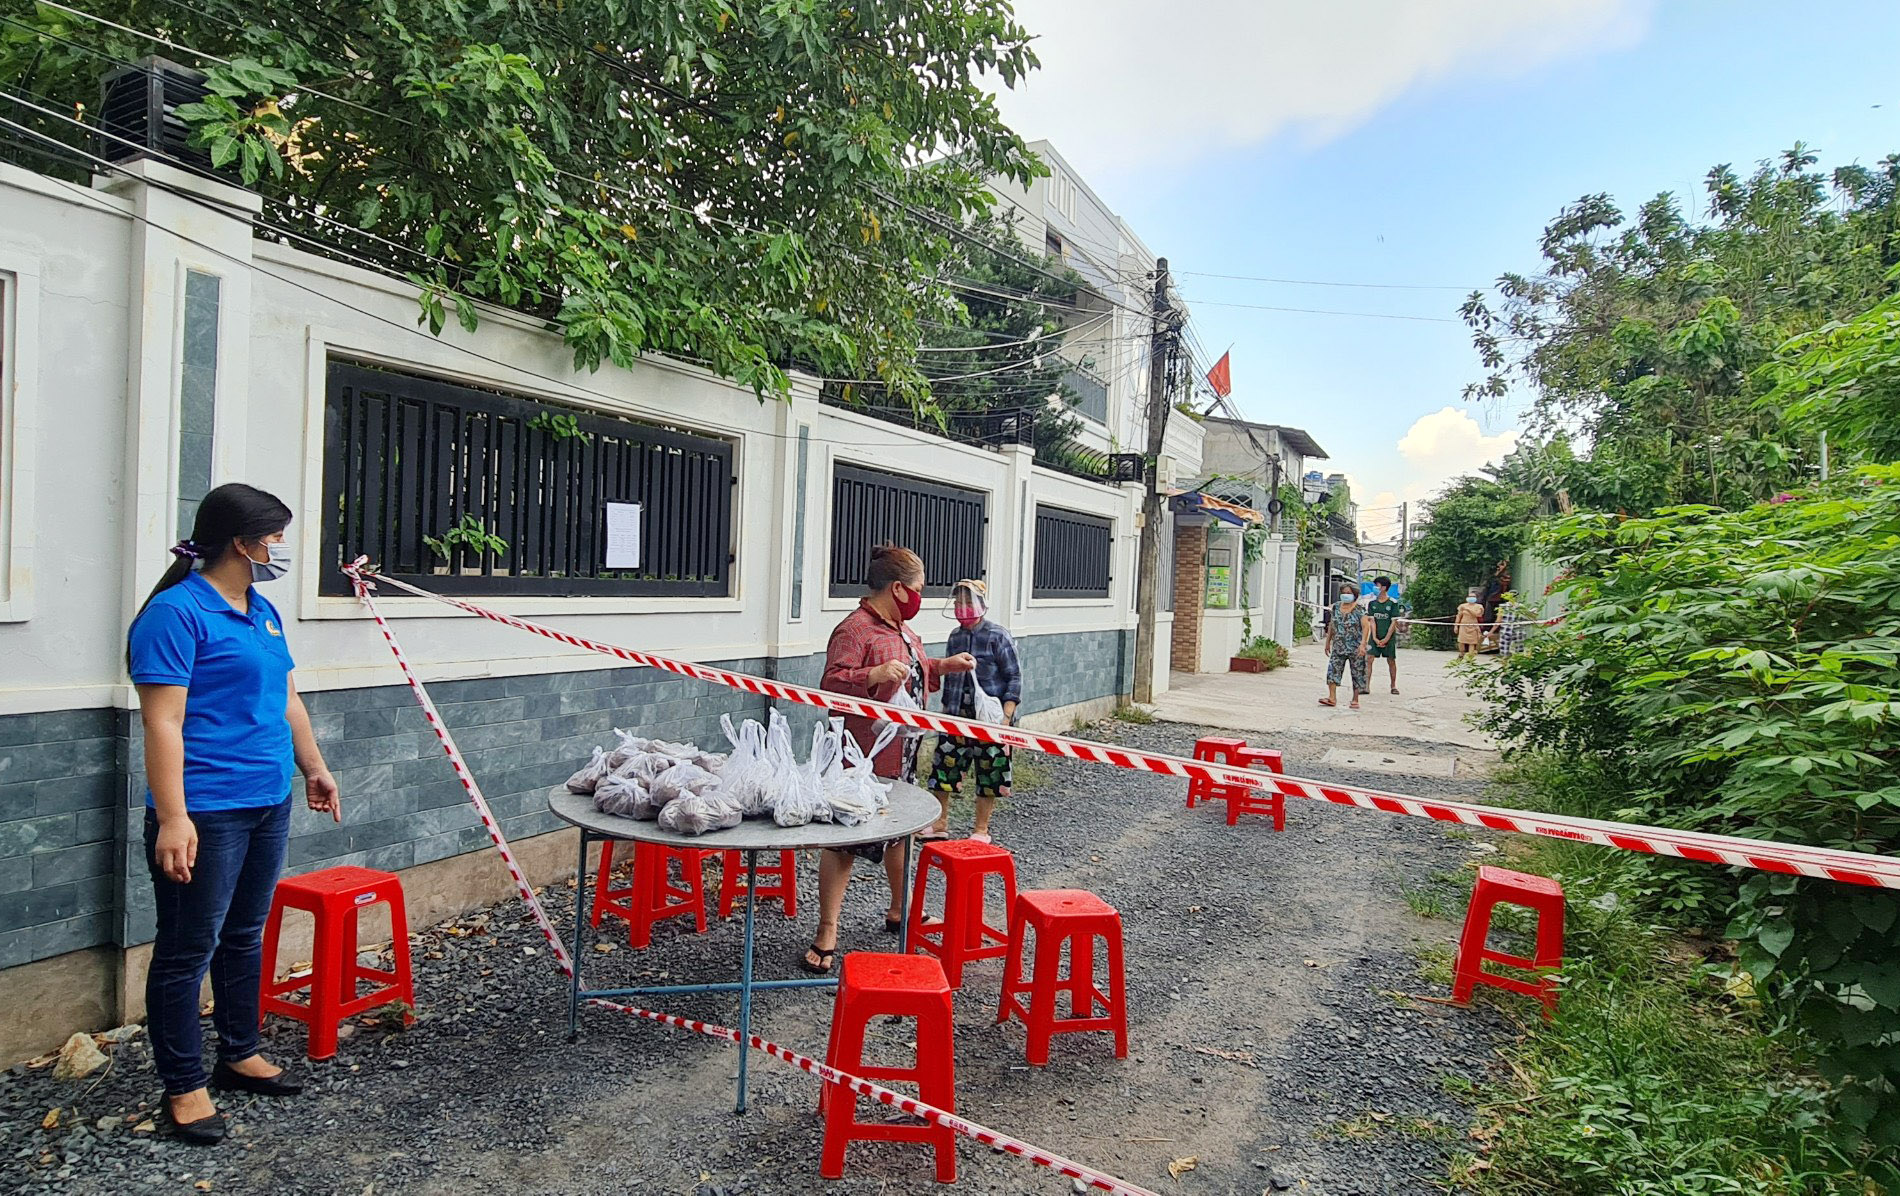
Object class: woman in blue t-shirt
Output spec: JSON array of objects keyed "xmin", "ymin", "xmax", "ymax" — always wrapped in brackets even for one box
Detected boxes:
[{"xmin": 127, "ymin": 484, "xmax": 339, "ymax": 1145}]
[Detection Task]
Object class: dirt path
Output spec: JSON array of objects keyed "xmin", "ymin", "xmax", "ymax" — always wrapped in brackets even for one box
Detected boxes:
[{"xmin": 2, "ymin": 720, "xmax": 1519, "ymax": 1196}]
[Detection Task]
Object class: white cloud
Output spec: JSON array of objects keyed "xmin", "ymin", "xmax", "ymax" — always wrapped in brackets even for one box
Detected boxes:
[
  {"xmin": 1340, "ymin": 407, "xmax": 1518, "ymax": 536},
  {"xmin": 994, "ymin": 0, "xmax": 1652, "ymax": 175}
]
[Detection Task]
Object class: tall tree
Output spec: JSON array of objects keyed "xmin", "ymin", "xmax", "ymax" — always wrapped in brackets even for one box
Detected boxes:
[
  {"xmin": 825, "ymin": 209, "xmax": 1102, "ymax": 471},
  {"xmin": 0, "ymin": 0, "xmax": 1042, "ymax": 403},
  {"xmin": 1463, "ymin": 147, "xmax": 1900, "ymax": 511}
]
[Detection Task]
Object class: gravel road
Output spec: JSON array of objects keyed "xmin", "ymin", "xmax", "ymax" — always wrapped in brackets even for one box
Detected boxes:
[{"xmin": 2, "ymin": 719, "xmax": 1520, "ymax": 1196}]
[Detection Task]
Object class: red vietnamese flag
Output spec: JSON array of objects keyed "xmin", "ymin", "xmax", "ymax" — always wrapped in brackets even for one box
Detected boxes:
[{"xmin": 1206, "ymin": 351, "xmax": 1232, "ymax": 398}]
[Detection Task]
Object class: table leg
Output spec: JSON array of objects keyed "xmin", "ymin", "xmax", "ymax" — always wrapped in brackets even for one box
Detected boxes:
[
  {"xmin": 735, "ymin": 849, "xmax": 759, "ymax": 1114},
  {"xmin": 567, "ymin": 830, "xmax": 592, "ymax": 1042},
  {"xmin": 897, "ymin": 834, "xmax": 915, "ymax": 955}
]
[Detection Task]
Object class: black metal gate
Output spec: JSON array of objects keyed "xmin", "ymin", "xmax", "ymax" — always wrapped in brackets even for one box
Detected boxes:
[
  {"xmin": 320, "ymin": 361, "xmax": 734, "ymax": 597},
  {"xmin": 1032, "ymin": 505, "xmax": 1113, "ymax": 599},
  {"xmin": 829, "ymin": 464, "xmax": 986, "ymax": 597}
]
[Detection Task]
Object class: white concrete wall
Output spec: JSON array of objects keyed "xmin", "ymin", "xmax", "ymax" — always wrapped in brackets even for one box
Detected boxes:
[{"xmin": 0, "ymin": 164, "xmax": 1142, "ymax": 717}]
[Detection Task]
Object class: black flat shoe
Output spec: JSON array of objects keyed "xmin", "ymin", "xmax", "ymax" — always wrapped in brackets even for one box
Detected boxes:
[
  {"xmin": 211, "ymin": 1061, "xmax": 304, "ymax": 1097},
  {"xmin": 160, "ymin": 1105, "xmax": 226, "ymax": 1146}
]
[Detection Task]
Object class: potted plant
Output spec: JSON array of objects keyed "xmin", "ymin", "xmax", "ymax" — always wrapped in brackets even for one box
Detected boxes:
[
  {"xmin": 423, "ymin": 514, "xmax": 509, "ymax": 576},
  {"xmin": 1229, "ymin": 636, "xmax": 1289, "ymax": 674}
]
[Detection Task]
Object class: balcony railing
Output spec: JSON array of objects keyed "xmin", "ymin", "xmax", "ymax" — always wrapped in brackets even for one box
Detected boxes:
[{"xmin": 1062, "ymin": 365, "xmax": 1109, "ymax": 424}]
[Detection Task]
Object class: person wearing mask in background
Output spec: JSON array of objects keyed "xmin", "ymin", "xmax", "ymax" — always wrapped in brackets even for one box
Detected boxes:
[
  {"xmin": 803, "ymin": 545, "xmax": 975, "ymax": 975},
  {"xmin": 1318, "ymin": 579, "xmax": 1373, "ymax": 710},
  {"xmin": 127, "ymin": 484, "xmax": 340, "ymax": 1145},
  {"xmin": 924, "ymin": 579, "xmax": 1021, "ymax": 844},
  {"xmin": 1455, "ymin": 589, "xmax": 1488, "ymax": 657},
  {"xmin": 1365, "ymin": 576, "xmax": 1406, "ymax": 695}
]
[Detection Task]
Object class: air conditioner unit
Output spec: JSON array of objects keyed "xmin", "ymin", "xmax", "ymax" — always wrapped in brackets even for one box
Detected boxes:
[{"xmin": 98, "ymin": 56, "xmax": 211, "ymax": 169}]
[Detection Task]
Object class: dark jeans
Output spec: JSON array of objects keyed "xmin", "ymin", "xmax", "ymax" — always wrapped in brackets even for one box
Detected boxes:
[{"xmin": 143, "ymin": 797, "xmax": 291, "ymax": 1096}]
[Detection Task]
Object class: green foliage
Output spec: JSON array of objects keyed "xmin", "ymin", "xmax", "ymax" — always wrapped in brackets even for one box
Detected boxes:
[
  {"xmin": 824, "ymin": 208, "xmax": 1095, "ymax": 468},
  {"xmin": 1467, "ymin": 472, "xmax": 1900, "ymax": 1166},
  {"xmin": 2, "ymin": 1, "xmax": 1041, "ymax": 404},
  {"xmin": 423, "ymin": 514, "xmax": 509, "ymax": 564},
  {"xmin": 1234, "ymin": 637, "xmax": 1288, "ymax": 667},
  {"xmin": 1452, "ymin": 756, "xmax": 1869, "ymax": 1195},
  {"xmin": 1407, "ymin": 478, "xmax": 1536, "ymax": 650},
  {"xmin": 1466, "ymin": 146, "xmax": 1900, "ymax": 512},
  {"xmin": 1771, "ymin": 279, "xmax": 1900, "ymax": 466},
  {"xmin": 527, "ymin": 411, "xmax": 592, "ymax": 443},
  {"xmin": 1111, "ymin": 701, "xmax": 1155, "ymax": 725}
]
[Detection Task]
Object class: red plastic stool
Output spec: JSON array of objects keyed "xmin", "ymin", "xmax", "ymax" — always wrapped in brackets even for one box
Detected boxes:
[
  {"xmin": 820, "ymin": 952, "xmax": 957, "ymax": 1183},
  {"xmin": 907, "ymin": 839, "xmax": 1017, "ymax": 988},
  {"xmin": 718, "ymin": 850, "xmax": 798, "ymax": 919},
  {"xmin": 590, "ymin": 841, "xmax": 709, "ymax": 949},
  {"xmin": 996, "ymin": 889, "xmax": 1129, "ymax": 1065},
  {"xmin": 1224, "ymin": 747, "xmax": 1287, "ymax": 830},
  {"xmin": 1453, "ymin": 866, "xmax": 1565, "ymax": 1019},
  {"xmin": 260, "ymin": 866, "xmax": 416, "ymax": 1060},
  {"xmin": 1187, "ymin": 736, "xmax": 1248, "ymax": 808}
]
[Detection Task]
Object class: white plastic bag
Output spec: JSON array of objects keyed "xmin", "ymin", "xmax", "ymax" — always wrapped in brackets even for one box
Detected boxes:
[
  {"xmin": 657, "ymin": 791, "xmax": 744, "ymax": 835},
  {"xmin": 604, "ymin": 728, "xmax": 651, "ymax": 770},
  {"xmin": 969, "ymin": 683, "xmax": 1005, "ymax": 725},
  {"xmin": 719, "ymin": 714, "xmax": 774, "ymax": 815},
  {"xmin": 616, "ymin": 752, "xmax": 675, "ymax": 784},
  {"xmin": 593, "ymin": 771, "xmax": 655, "ymax": 819},
  {"xmin": 885, "ymin": 681, "xmax": 927, "ymax": 739},
  {"xmin": 770, "ymin": 720, "xmax": 837, "ymax": 827},
  {"xmin": 565, "ymin": 746, "xmax": 612, "ymax": 795},
  {"xmin": 826, "ymin": 720, "xmax": 896, "ymax": 825},
  {"xmin": 650, "ymin": 760, "xmax": 721, "ymax": 803}
]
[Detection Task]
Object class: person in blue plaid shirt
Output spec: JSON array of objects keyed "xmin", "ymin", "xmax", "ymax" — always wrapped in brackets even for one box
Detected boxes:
[{"xmin": 926, "ymin": 580, "xmax": 1021, "ymax": 843}]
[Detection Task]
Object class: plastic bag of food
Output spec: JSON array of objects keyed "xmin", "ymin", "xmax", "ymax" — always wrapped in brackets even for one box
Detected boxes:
[
  {"xmin": 969, "ymin": 683, "xmax": 1006, "ymax": 726},
  {"xmin": 885, "ymin": 681, "xmax": 927, "ymax": 738},
  {"xmin": 826, "ymin": 721, "xmax": 896, "ymax": 825},
  {"xmin": 650, "ymin": 760, "xmax": 721, "ymax": 803},
  {"xmin": 614, "ymin": 752, "xmax": 675, "ymax": 784},
  {"xmin": 646, "ymin": 738, "xmax": 699, "ymax": 760},
  {"xmin": 719, "ymin": 714, "xmax": 774, "ymax": 814},
  {"xmin": 657, "ymin": 791, "xmax": 744, "ymax": 835},
  {"xmin": 593, "ymin": 771, "xmax": 655, "ymax": 819},
  {"xmin": 565, "ymin": 746, "xmax": 612, "ymax": 795},
  {"xmin": 604, "ymin": 728, "xmax": 651, "ymax": 770},
  {"xmin": 771, "ymin": 721, "xmax": 837, "ymax": 828}
]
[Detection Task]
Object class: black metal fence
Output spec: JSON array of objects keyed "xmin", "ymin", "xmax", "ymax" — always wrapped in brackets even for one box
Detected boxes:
[
  {"xmin": 829, "ymin": 464, "xmax": 987, "ymax": 597},
  {"xmin": 1033, "ymin": 504, "xmax": 1113, "ymax": 599},
  {"xmin": 320, "ymin": 361, "xmax": 734, "ymax": 597}
]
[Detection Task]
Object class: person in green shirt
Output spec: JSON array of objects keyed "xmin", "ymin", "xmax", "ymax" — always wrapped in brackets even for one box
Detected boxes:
[{"xmin": 1365, "ymin": 576, "xmax": 1407, "ymax": 695}]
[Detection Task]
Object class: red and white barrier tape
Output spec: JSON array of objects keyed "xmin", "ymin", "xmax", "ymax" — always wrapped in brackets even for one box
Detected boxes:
[
  {"xmin": 342, "ymin": 563, "xmax": 1900, "ymax": 890},
  {"xmin": 346, "ymin": 565, "xmax": 1155, "ymax": 1196}
]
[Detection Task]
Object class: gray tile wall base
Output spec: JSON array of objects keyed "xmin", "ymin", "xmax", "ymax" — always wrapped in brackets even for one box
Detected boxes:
[{"xmin": 1, "ymin": 628, "xmax": 1131, "ymax": 969}]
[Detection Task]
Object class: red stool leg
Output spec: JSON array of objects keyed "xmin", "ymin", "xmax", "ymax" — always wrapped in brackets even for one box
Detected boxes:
[
  {"xmin": 386, "ymin": 890, "xmax": 416, "ymax": 1022},
  {"xmin": 684, "ymin": 851, "xmax": 708, "ymax": 934},
  {"xmin": 1105, "ymin": 917, "xmax": 1129, "ymax": 1058},
  {"xmin": 718, "ymin": 852, "xmax": 741, "ymax": 919},
  {"xmin": 304, "ymin": 903, "xmax": 344, "ymax": 1060},
  {"xmin": 996, "ymin": 898, "xmax": 1029, "ymax": 1026},
  {"xmin": 1067, "ymin": 931, "xmax": 1095, "ymax": 1018},
  {"xmin": 1451, "ymin": 890, "xmax": 1499, "ymax": 1005},
  {"xmin": 590, "ymin": 840, "xmax": 623, "ymax": 929},
  {"xmin": 778, "ymin": 851, "xmax": 799, "ymax": 919},
  {"xmin": 819, "ymin": 1010, "xmax": 870, "ymax": 1178},
  {"xmin": 258, "ymin": 896, "xmax": 287, "ymax": 1026},
  {"xmin": 916, "ymin": 994, "xmax": 959, "ymax": 1183},
  {"xmin": 1024, "ymin": 922, "xmax": 1062, "ymax": 1066}
]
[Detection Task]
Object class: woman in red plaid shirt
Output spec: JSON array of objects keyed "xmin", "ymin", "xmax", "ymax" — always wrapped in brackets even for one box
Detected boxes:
[{"xmin": 801, "ymin": 545, "xmax": 975, "ymax": 975}]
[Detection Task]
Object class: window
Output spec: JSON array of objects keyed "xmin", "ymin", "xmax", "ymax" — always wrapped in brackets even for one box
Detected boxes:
[
  {"xmin": 829, "ymin": 464, "xmax": 986, "ymax": 598},
  {"xmin": 1033, "ymin": 504, "xmax": 1112, "ymax": 599},
  {"xmin": 1050, "ymin": 171, "xmax": 1078, "ymax": 220},
  {"xmin": 319, "ymin": 361, "xmax": 734, "ymax": 597},
  {"xmin": 1045, "ymin": 230, "xmax": 1065, "ymax": 260}
]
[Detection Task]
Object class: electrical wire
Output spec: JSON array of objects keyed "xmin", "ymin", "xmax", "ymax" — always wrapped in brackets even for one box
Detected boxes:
[{"xmin": 1179, "ymin": 268, "xmax": 1471, "ymax": 292}]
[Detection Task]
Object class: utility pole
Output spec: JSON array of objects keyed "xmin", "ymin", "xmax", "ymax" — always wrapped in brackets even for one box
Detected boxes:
[
  {"xmin": 1132, "ymin": 258, "xmax": 1175, "ymax": 706},
  {"xmin": 1397, "ymin": 501, "xmax": 1408, "ymax": 582}
]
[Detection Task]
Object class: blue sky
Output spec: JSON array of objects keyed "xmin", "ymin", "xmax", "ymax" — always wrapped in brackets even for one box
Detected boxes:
[{"xmin": 994, "ymin": 0, "xmax": 1899, "ymax": 538}]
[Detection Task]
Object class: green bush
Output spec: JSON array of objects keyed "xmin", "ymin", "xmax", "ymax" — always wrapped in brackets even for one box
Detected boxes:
[
  {"xmin": 1408, "ymin": 478, "xmax": 1537, "ymax": 650},
  {"xmin": 1468, "ymin": 471, "xmax": 1900, "ymax": 1166},
  {"xmin": 1235, "ymin": 637, "xmax": 1289, "ymax": 667}
]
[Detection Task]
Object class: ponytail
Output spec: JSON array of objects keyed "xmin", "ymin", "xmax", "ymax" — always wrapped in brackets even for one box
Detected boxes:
[{"xmin": 136, "ymin": 482, "xmax": 294, "ymax": 616}]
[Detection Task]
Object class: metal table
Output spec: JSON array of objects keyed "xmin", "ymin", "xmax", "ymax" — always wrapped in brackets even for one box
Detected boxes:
[{"xmin": 547, "ymin": 782, "xmax": 940, "ymax": 1112}]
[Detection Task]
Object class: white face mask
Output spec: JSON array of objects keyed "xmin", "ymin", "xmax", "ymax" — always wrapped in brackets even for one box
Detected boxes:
[{"xmin": 246, "ymin": 541, "xmax": 292, "ymax": 584}]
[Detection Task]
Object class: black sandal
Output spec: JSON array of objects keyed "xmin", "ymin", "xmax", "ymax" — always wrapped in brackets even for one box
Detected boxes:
[
  {"xmin": 883, "ymin": 914, "xmax": 904, "ymax": 934},
  {"xmin": 800, "ymin": 943, "xmax": 837, "ymax": 975}
]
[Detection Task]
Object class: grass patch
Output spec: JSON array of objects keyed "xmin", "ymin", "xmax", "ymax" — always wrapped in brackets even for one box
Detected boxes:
[
  {"xmin": 1401, "ymin": 884, "xmax": 1449, "ymax": 920},
  {"xmin": 1010, "ymin": 752, "xmax": 1052, "ymax": 793},
  {"xmin": 1445, "ymin": 753, "xmax": 1873, "ymax": 1195},
  {"xmin": 1111, "ymin": 702, "xmax": 1156, "ymax": 725}
]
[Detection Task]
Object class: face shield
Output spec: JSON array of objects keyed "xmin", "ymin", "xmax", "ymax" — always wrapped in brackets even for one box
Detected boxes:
[{"xmin": 944, "ymin": 579, "xmax": 989, "ymax": 627}]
